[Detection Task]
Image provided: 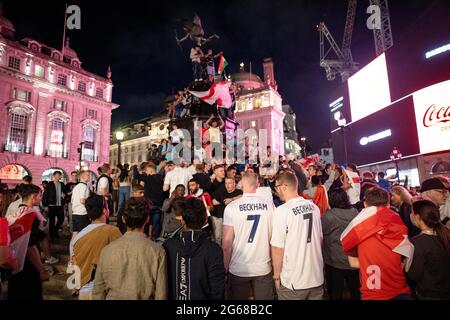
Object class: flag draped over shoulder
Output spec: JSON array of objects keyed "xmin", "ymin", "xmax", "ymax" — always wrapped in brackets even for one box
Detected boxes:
[
  {"xmin": 7, "ymin": 206, "xmax": 37, "ymax": 274},
  {"xmin": 340, "ymin": 206, "xmax": 414, "ymax": 269},
  {"xmin": 190, "ymin": 81, "xmax": 233, "ymax": 109}
]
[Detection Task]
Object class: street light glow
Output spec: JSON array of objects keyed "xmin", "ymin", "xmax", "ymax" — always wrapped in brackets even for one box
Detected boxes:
[{"xmin": 116, "ymin": 131, "xmax": 124, "ymax": 141}]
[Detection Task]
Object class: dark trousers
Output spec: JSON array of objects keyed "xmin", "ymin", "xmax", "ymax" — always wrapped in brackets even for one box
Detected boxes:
[
  {"xmin": 151, "ymin": 207, "xmax": 162, "ymax": 239},
  {"xmin": 227, "ymin": 273, "xmax": 275, "ymax": 300},
  {"xmin": 325, "ymin": 264, "xmax": 361, "ymax": 300},
  {"xmin": 48, "ymin": 205, "xmax": 64, "ymax": 240},
  {"xmin": 8, "ymin": 261, "xmax": 42, "ymax": 300}
]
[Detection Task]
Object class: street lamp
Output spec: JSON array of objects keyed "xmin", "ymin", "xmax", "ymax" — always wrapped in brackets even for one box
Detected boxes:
[
  {"xmin": 76, "ymin": 142, "xmax": 84, "ymax": 173},
  {"xmin": 115, "ymin": 130, "xmax": 124, "ymax": 166},
  {"xmin": 390, "ymin": 147, "xmax": 403, "ymax": 184},
  {"xmin": 336, "ymin": 114, "xmax": 349, "ymax": 164}
]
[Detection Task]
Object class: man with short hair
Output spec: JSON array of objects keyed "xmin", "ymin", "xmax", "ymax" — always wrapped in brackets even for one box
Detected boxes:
[
  {"xmin": 71, "ymin": 171, "xmax": 92, "ymax": 239},
  {"xmin": 96, "ymin": 164, "xmax": 113, "ymax": 222},
  {"xmin": 93, "ymin": 198, "xmax": 167, "ymax": 300},
  {"xmin": 163, "ymin": 162, "xmax": 195, "ymax": 195},
  {"xmin": 66, "ymin": 171, "xmax": 79, "ymax": 215},
  {"xmin": 340, "ymin": 187, "xmax": 413, "ymax": 300},
  {"xmin": 420, "ymin": 177, "xmax": 450, "ymax": 229},
  {"xmin": 377, "ymin": 172, "xmax": 391, "ymax": 193},
  {"xmin": 212, "ymin": 177, "xmax": 243, "ymax": 245},
  {"xmin": 8, "ymin": 184, "xmax": 50, "ymax": 300},
  {"xmin": 163, "ymin": 197, "xmax": 225, "ymax": 300},
  {"xmin": 271, "ymin": 171, "xmax": 324, "ymax": 300},
  {"xmin": 71, "ymin": 194, "xmax": 122, "ymax": 300},
  {"xmin": 210, "ymin": 165, "xmax": 226, "ymax": 199},
  {"xmin": 193, "ymin": 164, "xmax": 212, "ymax": 192},
  {"xmin": 42, "ymin": 171, "xmax": 66, "ymax": 240},
  {"xmin": 222, "ymin": 172, "xmax": 275, "ymax": 300},
  {"xmin": 186, "ymin": 179, "xmax": 213, "ymax": 214}
]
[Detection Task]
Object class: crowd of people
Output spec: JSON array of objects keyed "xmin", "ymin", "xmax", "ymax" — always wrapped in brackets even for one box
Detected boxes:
[{"xmin": 0, "ymin": 152, "xmax": 449, "ymax": 301}]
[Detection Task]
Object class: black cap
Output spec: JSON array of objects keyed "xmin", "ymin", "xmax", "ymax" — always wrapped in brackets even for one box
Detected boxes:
[{"xmin": 420, "ymin": 178, "xmax": 449, "ymax": 193}]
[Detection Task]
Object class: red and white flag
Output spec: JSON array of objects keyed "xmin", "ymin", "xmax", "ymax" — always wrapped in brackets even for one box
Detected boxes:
[
  {"xmin": 7, "ymin": 206, "xmax": 37, "ymax": 274},
  {"xmin": 190, "ymin": 81, "xmax": 233, "ymax": 109},
  {"xmin": 340, "ymin": 206, "xmax": 414, "ymax": 269}
]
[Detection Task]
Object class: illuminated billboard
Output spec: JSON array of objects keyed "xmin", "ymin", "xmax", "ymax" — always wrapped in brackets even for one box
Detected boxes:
[
  {"xmin": 413, "ymin": 80, "xmax": 450, "ymax": 154},
  {"xmin": 348, "ymin": 53, "xmax": 391, "ymax": 123}
]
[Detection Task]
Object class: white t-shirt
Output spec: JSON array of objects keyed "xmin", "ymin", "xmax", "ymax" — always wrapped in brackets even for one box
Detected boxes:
[
  {"xmin": 256, "ymin": 187, "xmax": 274, "ymax": 205},
  {"xmin": 97, "ymin": 177, "xmax": 109, "ymax": 196},
  {"xmin": 71, "ymin": 183, "xmax": 91, "ymax": 216},
  {"xmin": 223, "ymin": 193, "xmax": 274, "ymax": 277},
  {"xmin": 164, "ymin": 166, "xmax": 195, "ymax": 194},
  {"xmin": 271, "ymin": 197, "xmax": 324, "ymax": 290},
  {"xmin": 170, "ymin": 129, "xmax": 184, "ymax": 144},
  {"xmin": 345, "ymin": 170, "xmax": 361, "ymax": 205}
]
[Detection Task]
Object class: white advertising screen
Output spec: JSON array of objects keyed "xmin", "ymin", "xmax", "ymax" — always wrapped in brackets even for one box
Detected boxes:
[
  {"xmin": 348, "ymin": 53, "xmax": 391, "ymax": 122},
  {"xmin": 413, "ymin": 80, "xmax": 450, "ymax": 155}
]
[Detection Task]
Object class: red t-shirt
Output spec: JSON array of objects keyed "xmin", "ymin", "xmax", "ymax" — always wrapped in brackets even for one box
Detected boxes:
[
  {"xmin": 0, "ymin": 218, "xmax": 9, "ymax": 246},
  {"xmin": 358, "ymin": 235, "xmax": 411, "ymax": 300},
  {"xmin": 186, "ymin": 192, "xmax": 213, "ymax": 220}
]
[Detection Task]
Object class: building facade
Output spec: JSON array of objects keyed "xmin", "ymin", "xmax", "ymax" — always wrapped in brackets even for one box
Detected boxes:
[
  {"xmin": 110, "ymin": 113, "xmax": 169, "ymax": 167},
  {"xmin": 233, "ymin": 58, "xmax": 286, "ymax": 156},
  {"xmin": 0, "ymin": 13, "xmax": 118, "ymax": 184}
]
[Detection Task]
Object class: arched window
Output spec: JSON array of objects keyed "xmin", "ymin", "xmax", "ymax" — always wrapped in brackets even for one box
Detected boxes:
[
  {"xmin": 82, "ymin": 125, "xmax": 96, "ymax": 161},
  {"xmin": 8, "ymin": 109, "xmax": 28, "ymax": 152},
  {"xmin": 48, "ymin": 118, "xmax": 65, "ymax": 158}
]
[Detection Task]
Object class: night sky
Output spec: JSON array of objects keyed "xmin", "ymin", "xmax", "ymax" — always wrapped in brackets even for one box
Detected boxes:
[{"xmin": 3, "ymin": 0, "xmax": 439, "ymax": 150}]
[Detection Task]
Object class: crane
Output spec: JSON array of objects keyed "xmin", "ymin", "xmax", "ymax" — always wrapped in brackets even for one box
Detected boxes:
[{"xmin": 318, "ymin": 0, "xmax": 393, "ymax": 82}]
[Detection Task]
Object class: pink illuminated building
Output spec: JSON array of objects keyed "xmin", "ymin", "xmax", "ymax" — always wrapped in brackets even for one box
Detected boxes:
[
  {"xmin": 233, "ymin": 58, "xmax": 286, "ymax": 156},
  {"xmin": 0, "ymin": 12, "xmax": 119, "ymax": 184}
]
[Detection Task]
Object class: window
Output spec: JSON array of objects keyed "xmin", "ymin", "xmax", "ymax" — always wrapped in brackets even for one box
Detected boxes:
[
  {"xmin": 138, "ymin": 155, "xmax": 142, "ymax": 162},
  {"xmin": 7, "ymin": 109, "xmax": 28, "ymax": 152},
  {"xmin": 57, "ymin": 74, "xmax": 67, "ymax": 86},
  {"xmin": 54, "ymin": 99, "xmax": 66, "ymax": 111},
  {"xmin": 78, "ymin": 81, "xmax": 86, "ymax": 92},
  {"xmin": 85, "ymin": 108, "xmax": 97, "ymax": 120},
  {"xmin": 49, "ymin": 118, "xmax": 64, "ymax": 158},
  {"xmin": 82, "ymin": 126, "xmax": 96, "ymax": 161},
  {"xmin": 35, "ymin": 65, "xmax": 45, "ymax": 78},
  {"xmin": 95, "ymin": 88, "xmax": 104, "ymax": 99},
  {"xmin": 131, "ymin": 146, "xmax": 135, "ymax": 152},
  {"xmin": 12, "ymin": 88, "xmax": 31, "ymax": 102},
  {"xmin": 8, "ymin": 56, "xmax": 21, "ymax": 70}
]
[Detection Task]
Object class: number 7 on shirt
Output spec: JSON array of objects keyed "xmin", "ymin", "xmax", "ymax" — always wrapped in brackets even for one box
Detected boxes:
[{"xmin": 247, "ymin": 215, "xmax": 261, "ymax": 243}]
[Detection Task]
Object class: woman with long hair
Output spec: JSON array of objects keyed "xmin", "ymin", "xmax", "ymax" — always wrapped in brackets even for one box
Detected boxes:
[
  {"xmin": 408, "ymin": 200, "xmax": 450, "ymax": 300},
  {"xmin": 392, "ymin": 186, "xmax": 420, "ymax": 238},
  {"xmin": 322, "ymin": 188, "xmax": 360, "ymax": 300}
]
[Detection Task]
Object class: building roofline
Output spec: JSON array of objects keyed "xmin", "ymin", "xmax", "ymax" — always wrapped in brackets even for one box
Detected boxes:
[{"xmin": 1, "ymin": 36, "xmax": 110, "ymax": 83}]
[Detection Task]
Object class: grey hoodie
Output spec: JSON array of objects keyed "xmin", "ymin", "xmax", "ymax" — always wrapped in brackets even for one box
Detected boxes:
[{"xmin": 321, "ymin": 207, "xmax": 359, "ymax": 270}]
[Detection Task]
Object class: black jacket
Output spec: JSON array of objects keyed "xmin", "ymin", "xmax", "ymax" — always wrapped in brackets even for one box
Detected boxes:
[
  {"xmin": 163, "ymin": 230, "xmax": 225, "ymax": 300},
  {"xmin": 42, "ymin": 181, "xmax": 66, "ymax": 207},
  {"xmin": 289, "ymin": 161, "xmax": 308, "ymax": 194},
  {"xmin": 133, "ymin": 167, "xmax": 164, "ymax": 207}
]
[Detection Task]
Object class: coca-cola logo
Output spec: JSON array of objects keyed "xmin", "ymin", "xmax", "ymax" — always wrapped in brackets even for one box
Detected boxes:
[{"xmin": 423, "ymin": 104, "xmax": 450, "ymax": 128}]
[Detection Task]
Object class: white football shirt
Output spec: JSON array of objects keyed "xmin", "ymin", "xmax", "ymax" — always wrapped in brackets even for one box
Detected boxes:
[
  {"xmin": 271, "ymin": 197, "xmax": 324, "ymax": 290},
  {"xmin": 71, "ymin": 183, "xmax": 91, "ymax": 216},
  {"xmin": 223, "ymin": 193, "xmax": 274, "ymax": 277}
]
